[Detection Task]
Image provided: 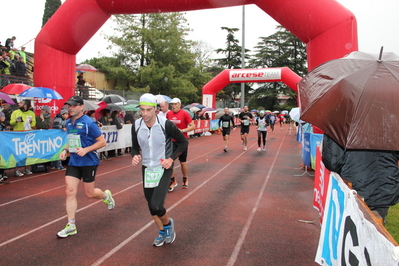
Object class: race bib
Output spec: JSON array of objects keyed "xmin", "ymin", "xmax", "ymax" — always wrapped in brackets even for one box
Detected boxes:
[
  {"xmin": 144, "ymin": 167, "xmax": 165, "ymax": 188},
  {"xmin": 259, "ymin": 123, "xmax": 265, "ymax": 129},
  {"xmin": 243, "ymin": 120, "xmax": 250, "ymax": 126},
  {"xmin": 222, "ymin": 121, "xmax": 229, "ymax": 128},
  {"xmin": 67, "ymin": 134, "xmax": 82, "ymax": 153}
]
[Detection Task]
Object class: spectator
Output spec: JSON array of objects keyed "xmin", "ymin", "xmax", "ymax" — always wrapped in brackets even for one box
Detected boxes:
[
  {"xmin": 9, "ymin": 48, "xmax": 18, "ymax": 61},
  {"xmin": 1, "ymin": 103, "xmax": 13, "ymax": 130},
  {"xmin": 9, "ymin": 99, "xmax": 36, "ymax": 176},
  {"xmin": 51, "ymin": 109, "xmax": 69, "ymax": 170},
  {"xmin": 124, "ymin": 111, "xmax": 134, "ymax": 124},
  {"xmin": 18, "ymin": 46, "xmax": 27, "ymax": 63},
  {"xmin": 76, "ymin": 73, "xmax": 88, "ymax": 98},
  {"xmin": 36, "ymin": 105, "xmax": 52, "ymax": 129},
  {"xmin": 110, "ymin": 110, "xmax": 123, "ymax": 156},
  {"xmin": 98, "ymin": 109, "xmax": 111, "ymax": 126},
  {"xmin": 0, "ymin": 54, "xmax": 11, "ymax": 75},
  {"xmin": 15, "ymin": 56, "xmax": 26, "ymax": 77},
  {"xmin": 0, "ymin": 111, "xmax": 9, "ymax": 181},
  {"xmin": 5, "ymin": 36, "xmax": 16, "ymax": 51}
]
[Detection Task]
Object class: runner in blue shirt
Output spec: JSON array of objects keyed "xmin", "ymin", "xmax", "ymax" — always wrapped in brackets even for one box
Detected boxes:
[{"xmin": 57, "ymin": 96, "xmax": 115, "ymax": 238}]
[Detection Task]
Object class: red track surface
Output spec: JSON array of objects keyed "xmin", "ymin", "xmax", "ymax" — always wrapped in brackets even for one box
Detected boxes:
[{"xmin": 0, "ymin": 124, "xmax": 320, "ymax": 266}]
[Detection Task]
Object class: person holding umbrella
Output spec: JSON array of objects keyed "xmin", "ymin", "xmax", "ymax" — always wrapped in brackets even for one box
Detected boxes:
[{"xmin": 57, "ymin": 96, "xmax": 115, "ymax": 238}]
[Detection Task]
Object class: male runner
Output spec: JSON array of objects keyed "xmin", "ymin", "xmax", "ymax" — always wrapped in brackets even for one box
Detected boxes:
[
  {"xmin": 255, "ymin": 110, "xmax": 270, "ymax": 151},
  {"xmin": 131, "ymin": 93, "xmax": 188, "ymax": 246},
  {"xmin": 218, "ymin": 107, "xmax": 236, "ymax": 152},
  {"xmin": 238, "ymin": 106, "xmax": 253, "ymax": 151},
  {"xmin": 166, "ymin": 98, "xmax": 195, "ymax": 191},
  {"xmin": 57, "ymin": 96, "xmax": 115, "ymax": 238}
]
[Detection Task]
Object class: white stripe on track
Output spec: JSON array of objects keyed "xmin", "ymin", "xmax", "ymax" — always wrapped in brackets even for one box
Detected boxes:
[
  {"xmin": 226, "ymin": 133, "xmax": 286, "ymax": 266},
  {"xmin": 91, "ymin": 145, "xmax": 256, "ymax": 266}
]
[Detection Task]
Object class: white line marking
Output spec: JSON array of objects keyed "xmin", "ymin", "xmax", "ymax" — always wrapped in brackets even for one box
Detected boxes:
[{"xmin": 226, "ymin": 133, "xmax": 286, "ymax": 266}]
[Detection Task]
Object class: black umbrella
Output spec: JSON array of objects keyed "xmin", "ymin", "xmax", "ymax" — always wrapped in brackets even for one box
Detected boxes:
[{"xmin": 101, "ymin": 94, "xmax": 126, "ymax": 103}]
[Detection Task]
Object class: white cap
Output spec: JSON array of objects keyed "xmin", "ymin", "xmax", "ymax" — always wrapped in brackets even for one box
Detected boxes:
[
  {"xmin": 139, "ymin": 93, "xmax": 157, "ymax": 107},
  {"xmin": 170, "ymin": 98, "xmax": 181, "ymax": 104}
]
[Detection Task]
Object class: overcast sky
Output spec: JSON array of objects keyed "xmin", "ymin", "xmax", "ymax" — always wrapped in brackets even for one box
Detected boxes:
[{"xmin": 2, "ymin": 0, "xmax": 399, "ymax": 64}]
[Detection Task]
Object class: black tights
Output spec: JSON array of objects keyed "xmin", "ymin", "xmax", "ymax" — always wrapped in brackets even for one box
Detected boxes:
[{"xmin": 257, "ymin": 131, "xmax": 267, "ymax": 147}]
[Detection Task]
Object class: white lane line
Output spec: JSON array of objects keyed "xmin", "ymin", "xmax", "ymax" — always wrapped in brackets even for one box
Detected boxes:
[
  {"xmin": 91, "ymin": 146, "xmax": 251, "ymax": 266},
  {"xmin": 0, "ymin": 182, "xmax": 141, "ymax": 248},
  {"xmin": 226, "ymin": 133, "xmax": 286, "ymax": 266}
]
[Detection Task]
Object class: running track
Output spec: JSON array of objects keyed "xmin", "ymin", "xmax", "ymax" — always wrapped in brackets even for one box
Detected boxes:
[{"xmin": 0, "ymin": 124, "xmax": 320, "ymax": 266}]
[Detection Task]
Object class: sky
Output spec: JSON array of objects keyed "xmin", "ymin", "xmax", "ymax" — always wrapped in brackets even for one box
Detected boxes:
[{"xmin": 2, "ymin": 0, "xmax": 399, "ymax": 64}]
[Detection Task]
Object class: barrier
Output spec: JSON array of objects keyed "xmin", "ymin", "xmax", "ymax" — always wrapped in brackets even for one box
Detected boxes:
[
  {"xmin": 0, "ymin": 125, "xmax": 132, "ymax": 168},
  {"xmin": 313, "ymin": 146, "xmax": 399, "ymax": 265}
]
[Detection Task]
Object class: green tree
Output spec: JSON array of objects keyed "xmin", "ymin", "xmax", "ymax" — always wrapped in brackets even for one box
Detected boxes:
[
  {"xmin": 248, "ymin": 25, "xmax": 307, "ymax": 110},
  {"xmin": 106, "ymin": 13, "xmax": 210, "ymax": 103},
  {"xmin": 42, "ymin": 0, "xmax": 61, "ymax": 27},
  {"xmin": 214, "ymin": 27, "xmax": 251, "ymax": 107}
]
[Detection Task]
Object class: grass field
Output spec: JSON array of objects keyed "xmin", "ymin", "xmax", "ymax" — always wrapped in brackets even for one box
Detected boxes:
[{"xmin": 385, "ymin": 204, "xmax": 399, "ymax": 243}]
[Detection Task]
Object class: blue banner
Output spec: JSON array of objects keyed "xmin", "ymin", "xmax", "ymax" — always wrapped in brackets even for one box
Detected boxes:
[
  {"xmin": 210, "ymin": 119, "xmax": 219, "ymax": 131},
  {"xmin": 301, "ymin": 132, "xmax": 311, "ymax": 168},
  {"xmin": 310, "ymin": 133, "xmax": 323, "ymax": 169},
  {"xmin": 0, "ymin": 129, "xmax": 67, "ymax": 168}
]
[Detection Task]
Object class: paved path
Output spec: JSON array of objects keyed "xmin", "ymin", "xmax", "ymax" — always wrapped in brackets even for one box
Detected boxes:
[{"xmin": 0, "ymin": 124, "xmax": 320, "ymax": 265}]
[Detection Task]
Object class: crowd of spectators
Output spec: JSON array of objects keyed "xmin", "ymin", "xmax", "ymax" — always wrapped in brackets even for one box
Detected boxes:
[{"xmin": 1, "ymin": 36, "xmax": 28, "ymax": 78}]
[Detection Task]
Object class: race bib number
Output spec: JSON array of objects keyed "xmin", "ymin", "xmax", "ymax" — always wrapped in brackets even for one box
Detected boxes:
[
  {"xmin": 222, "ymin": 121, "xmax": 229, "ymax": 128},
  {"xmin": 243, "ymin": 120, "xmax": 250, "ymax": 126},
  {"xmin": 144, "ymin": 167, "xmax": 165, "ymax": 188},
  {"xmin": 67, "ymin": 134, "xmax": 81, "ymax": 153},
  {"xmin": 259, "ymin": 123, "xmax": 265, "ymax": 129}
]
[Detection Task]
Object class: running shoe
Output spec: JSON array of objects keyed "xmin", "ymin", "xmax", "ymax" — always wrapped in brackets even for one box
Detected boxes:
[
  {"xmin": 182, "ymin": 177, "xmax": 188, "ymax": 189},
  {"xmin": 0, "ymin": 174, "xmax": 7, "ymax": 180},
  {"xmin": 223, "ymin": 148, "xmax": 227, "ymax": 152},
  {"xmin": 262, "ymin": 146, "xmax": 266, "ymax": 151},
  {"xmin": 168, "ymin": 179, "xmax": 178, "ymax": 192},
  {"xmin": 24, "ymin": 168, "xmax": 33, "ymax": 175},
  {"xmin": 14, "ymin": 170, "xmax": 24, "ymax": 177},
  {"xmin": 58, "ymin": 166, "xmax": 66, "ymax": 170},
  {"xmin": 103, "ymin": 190, "xmax": 115, "ymax": 210},
  {"xmin": 153, "ymin": 230, "xmax": 166, "ymax": 247},
  {"xmin": 257, "ymin": 147, "xmax": 261, "ymax": 152},
  {"xmin": 164, "ymin": 218, "xmax": 176, "ymax": 244},
  {"xmin": 244, "ymin": 146, "xmax": 247, "ymax": 151},
  {"xmin": 57, "ymin": 223, "xmax": 77, "ymax": 238}
]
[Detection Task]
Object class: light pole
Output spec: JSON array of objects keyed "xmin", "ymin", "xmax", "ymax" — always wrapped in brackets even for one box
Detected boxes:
[{"xmin": 240, "ymin": 5, "xmax": 245, "ymax": 108}]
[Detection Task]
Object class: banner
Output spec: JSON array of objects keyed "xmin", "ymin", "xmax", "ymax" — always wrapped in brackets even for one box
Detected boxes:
[
  {"xmin": 310, "ymin": 133, "xmax": 323, "ymax": 169},
  {"xmin": 0, "ymin": 125, "xmax": 133, "ymax": 168},
  {"xmin": 313, "ymin": 146, "xmax": 331, "ymax": 224},
  {"xmin": 0, "ymin": 129, "xmax": 67, "ymax": 168},
  {"xmin": 301, "ymin": 132, "xmax": 311, "ymax": 168},
  {"xmin": 315, "ymin": 172, "xmax": 399, "ymax": 265}
]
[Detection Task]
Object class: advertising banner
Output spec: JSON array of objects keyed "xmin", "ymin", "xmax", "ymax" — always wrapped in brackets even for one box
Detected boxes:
[
  {"xmin": 302, "ymin": 132, "xmax": 311, "ymax": 168},
  {"xmin": 313, "ymin": 146, "xmax": 331, "ymax": 224},
  {"xmin": 310, "ymin": 133, "xmax": 323, "ymax": 169},
  {"xmin": 315, "ymin": 173, "xmax": 399, "ymax": 265}
]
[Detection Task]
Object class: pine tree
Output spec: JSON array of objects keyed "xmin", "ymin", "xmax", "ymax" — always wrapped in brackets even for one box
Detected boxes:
[{"xmin": 42, "ymin": 0, "xmax": 61, "ymax": 27}]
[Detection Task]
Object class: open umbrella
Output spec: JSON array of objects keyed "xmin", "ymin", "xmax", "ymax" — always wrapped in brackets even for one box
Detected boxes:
[
  {"xmin": 76, "ymin": 64, "xmax": 98, "ymax": 72},
  {"xmin": 19, "ymin": 87, "xmax": 63, "ymax": 100},
  {"xmin": 183, "ymin": 109, "xmax": 194, "ymax": 119},
  {"xmin": 155, "ymin": 94, "xmax": 172, "ymax": 103},
  {"xmin": 251, "ymin": 109, "xmax": 258, "ymax": 112},
  {"xmin": 203, "ymin": 107, "xmax": 216, "ymax": 112},
  {"xmin": 83, "ymin": 100, "xmax": 100, "ymax": 111},
  {"xmin": 0, "ymin": 92, "xmax": 15, "ymax": 104},
  {"xmin": 299, "ymin": 50, "xmax": 399, "ymax": 150},
  {"xmin": 105, "ymin": 103, "xmax": 124, "ymax": 111},
  {"xmin": 122, "ymin": 104, "xmax": 140, "ymax": 112},
  {"xmin": 289, "ymin": 107, "xmax": 303, "ymax": 123},
  {"xmin": 189, "ymin": 106, "xmax": 200, "ymax": 113},
  {"xmin": 1, "ymin": 83, "xmax": 31, "ymax": 95},
  {"xmin": 100, "ymin": 94, "xmax": 126, "ymax": 104}
]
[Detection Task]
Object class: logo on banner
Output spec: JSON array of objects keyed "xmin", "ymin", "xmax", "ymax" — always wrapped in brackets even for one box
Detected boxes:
[
  {"xmin": 12, "ymin": 132, "xmax": 64, "ymax": 156},
  {"xmin": 230, "ymin": 69, "xmax": 281, "ymax": 81}
]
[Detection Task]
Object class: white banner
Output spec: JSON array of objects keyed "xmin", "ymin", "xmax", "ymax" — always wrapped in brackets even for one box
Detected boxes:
[
  {"xmin": 315, "ymin": 172, "xmax": 399, "ymax": 265},
  {"xmin": 98, "ymin": 124, "xmax": 132, "ymax": 152},
  {"xmin": 229, "ymin": 69, "xmax": 281, "ymax": 81}
]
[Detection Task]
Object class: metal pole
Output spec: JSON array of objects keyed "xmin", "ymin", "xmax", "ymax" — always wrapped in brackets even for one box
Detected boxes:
[{"xmin": 240, "ymin": 5, "xmax": 245, "ymax": 108}]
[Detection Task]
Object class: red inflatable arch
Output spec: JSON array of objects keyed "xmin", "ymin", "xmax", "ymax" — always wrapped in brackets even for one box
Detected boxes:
[
  {"xmin": 34, "ymin": 0, "xmax": 358, "ymax": 113},
  {"xmin": 202, "ymin": 67, "xmax": 301, "ymax": 108}
]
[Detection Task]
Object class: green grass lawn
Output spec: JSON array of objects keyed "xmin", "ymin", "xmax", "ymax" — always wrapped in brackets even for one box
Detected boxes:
[{"xmin": 385, "ymin": 204, "xmax": 399, "ymax": 243}]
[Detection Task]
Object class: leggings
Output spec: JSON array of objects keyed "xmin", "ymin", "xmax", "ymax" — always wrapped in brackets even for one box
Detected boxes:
[
  {"xmin": 257, "ymin": 131, "xmax": 267, "ymax": 147},
  {"xmin": 142, "ymin": 166, "xmax": 173, "ymax": 217}
]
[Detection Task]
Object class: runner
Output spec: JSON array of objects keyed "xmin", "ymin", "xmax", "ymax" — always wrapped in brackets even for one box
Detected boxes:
[
  {"xmin": 218, "ymin": 107, "xmax": 236, "ymax": 152},
  {"xmin": 255, "ymin": 110, "xmax": 270, "ymax": 151},
  {"xmin": 57, "ymin": 96, "xmax": 115, "ymax": 238},
  {"xmin": 269, "ymin": 113, "xmax": 276, "ymax": 132},
  {"xmin": 166, "ymin": 98, "xmax": 195, "ymax": 191},
  {"xmin": 238, "ymin": 106, "xmax": 253, "ymax": 151},
  {"xmin": 131, "ymin": 93, "xmax": 188, "ymax": 246}
]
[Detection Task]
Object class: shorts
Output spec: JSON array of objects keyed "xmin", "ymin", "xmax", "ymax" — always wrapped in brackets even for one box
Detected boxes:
[
  {"xmin": 173, "ymin": 141, "xmax": 188, "ymax": 163},
  {"xmin": 222, "ymin": 128, "xmax": 231, "ymax": 136},
  {"xmin": 66, "ymin": 165, "xmax": 98, "ymax": 183},
  {"xmin": 240, "ymin": 126, "xmax": 250, "ymax": 135}
]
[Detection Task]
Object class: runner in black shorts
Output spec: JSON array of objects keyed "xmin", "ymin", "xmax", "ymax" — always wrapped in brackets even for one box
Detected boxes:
[
  {"xmin": 239, "ymin": 106, "xmax": 253, "ymax": 151},
  {"xmin": 218, "ymin": 107, "xmax": 236, "ymax": 152}
]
